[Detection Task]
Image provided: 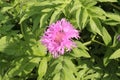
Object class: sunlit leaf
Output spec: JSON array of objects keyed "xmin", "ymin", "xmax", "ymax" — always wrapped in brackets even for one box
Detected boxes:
[
  {"xmin": 76, "ymin": 7, "xmax": 88, "ymax": 30},
  {"xmin": 70, "ymin": 0, "xmax": 81, "ymax": 13},
  {"xmin": 7, "ymin": 57, "xmax": 40, "ymax": 77},
  {"xmin": 63, "ymin": 66, "xmax": 76, "ymax": 80},
  {"xmin": 64, "ymin": 57, "xmax": 77, "ymax": 73},
  {"xmin": 88, "ymin": 6, "xmax": 106, "ymax": 20},
  {"xmin": 72, "ymin": 48, "xmax": 90, "ymax": 58},
  {"xmin": 52, "ymin": 62, "xmax": 62, "ymax": 74},
  {"xmin": 89, "ymin": 17, "xmax": 103, "ymax": 36},
  {"xmin": 31, "ymin": 42, "xmax": 47, "ymax": 56},
  {"xmin": 40, "ymin": 12, "xmax": 51, "ymax": 28},
  {"xmin": 1, "ymin": 7, "xmax": 13, "ymax": 12},
  {"xmin": 102, "ymin": 27, "xmax": 112, "ymax": 45},
  {"xmin": 106, "ymin": 13, "xmax": 120, "ymax": 22},
  {"xmin": 80, "ymin": 0, "xmax": 97, "ymax": 8},
  {"xmin": 109, "ymin": 49, "xmax": 120, "ymax": 59},
  {"xmin": 53, "ymin": 72, "xmax": 60, "ymax": 80},
  {"xmin": 38, "ymin": 57, "xmax": 47, "ymax": 80},
  {"xmin": 49, "ymin": 10, "xmax": 61, "ymax": 24},
  {"xmin": 97, "ymin": 0, "xmax": 117, "ymax": 2},
  {"xmin": 76, "ymin": 8, "xmax": 81, "ymax": 28},
  {"xmin": 0, "ymin": 36, "xmax": 9, "ymax": 52}
]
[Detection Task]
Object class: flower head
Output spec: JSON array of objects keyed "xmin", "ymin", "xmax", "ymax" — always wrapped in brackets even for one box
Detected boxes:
[
  {"xmin": 41, "ymin": 18, "xmax": 79, "ymax": 58},
  {"xmin": 117, "ymin": 35, "xmax": 120, "ymax": 41}
]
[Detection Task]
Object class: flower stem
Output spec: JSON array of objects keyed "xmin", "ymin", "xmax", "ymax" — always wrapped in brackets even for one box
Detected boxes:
[
  {"xmin": 83, "ymin": 41, "xmax": 92, "ymax": 46},
  {"xmin": 92, "ymin": 40, "xmax": 105, "ymax": 46},
  {"xmin": 110, "ymin": 3, "xmax": 120, "ymax": 11}
]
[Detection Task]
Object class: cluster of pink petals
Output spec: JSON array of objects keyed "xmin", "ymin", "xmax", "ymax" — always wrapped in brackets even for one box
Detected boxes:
[{"xmin": 41, "ymin": 18, "xmax": 79, "ymax": 58}]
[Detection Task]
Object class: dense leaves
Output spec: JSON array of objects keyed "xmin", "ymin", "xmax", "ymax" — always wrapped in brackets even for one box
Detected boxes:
[{"xmin": 0, "ymin": 0, "xmax": 120, "ymax": 80}]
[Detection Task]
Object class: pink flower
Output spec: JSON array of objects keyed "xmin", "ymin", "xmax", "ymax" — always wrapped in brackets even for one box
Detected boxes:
[{"xmin": 41, "ymin": 18, "xmax": 79, "ymax": 58}]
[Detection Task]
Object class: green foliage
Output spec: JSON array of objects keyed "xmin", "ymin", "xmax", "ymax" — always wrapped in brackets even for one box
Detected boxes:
[
  {"xmin": 0, "ymin": 0, "xmax": 120, "ymax": 80},
  {"xmin": 109, "ymin": 49, "xmax": 120, "ymax": 59}
]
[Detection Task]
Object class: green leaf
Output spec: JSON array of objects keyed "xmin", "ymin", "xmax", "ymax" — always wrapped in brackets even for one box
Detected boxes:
[
  {"xmin": 81, "ymin": 9, "xmax": 88, "ymax": 29},
  {"xmin": 53, "ymin": 72, "xmax": 60, "ymax": 80},
  {"xmin": 0, "ymin": 13, "xmax": 5, "ymax": 21},
  {"xmin": 76, "ymin": 8, "xmax": 88, "ymax": 30},
  {"xmin": 0, "ymin": 76, "xmax": 1, "ymax": 80},
  {"xmin": 38, "ymin": 57, "xmax": 47, "ymax": 80},
  {"xmin": 0, "ymin": 36, "xmax": 28, "ymax": 56},
  {"xmin": 23, "ymin": 57, "xmax": 40, "ymax": 74},
  {"xmin": 89, "ymin": 17, "xmax": 103, "ymax": 36},
  {"xmin": 52, "ymin": 62, "xmax": 62, "ymax": 74},
  {"xmin": 77, "ymin": 69, "xmax": 89, "ymax": 79},
  {"xmin": 64, "ymin": 57, "xmax": 76, "ymax": 73},
  {"xmin": 109, "ymin": 49, "xmax": 120, "ymax": 59},
  {"xmin": 49, "ymin": 10, "xmax": 61, "ymax": 24},
  {"xmin": 80, "ymin": 0, "xmax": 97, "ymax": 8},
  {"xmin": 103, "ymin": 49, "xmax": 113, "ymax": 66},
  {"xmin": 106, "ymin": 13, "xmax": 120, "ymax": 22},
  {"xmin": 102, "ymin": 27, "xmax": 112, "ymax": 45},
  {"xmin": 1, "ymin": 7, "xmax": 13, "ymax": 12},
  {"xmin": 0, "ymin": 25, "xmax": 14, "ymax": 33},
  {"xmin": 104, "ymin": 19, "xmax": 120, "ymax": 26},
  {"xmin": 31, "ymin": 42, "xmax": 47, "ymax": 56},
  {"xmin": 19, "ymin": 10, "xmax": 40, "ymax": 23},
  {"xmin": 40, "ymin": 12, "xmax": 51, "ymax": 28},
  {"xmin": 72, "ymin": 48, "xmax": 90, "ymax": 58},
  {"xmin": 76, "ymin": 8, "xmax": 81, "ymax": 28},
  {"xmin": 75, "ymin": 41, "xmax": 88, "ymax": 50},
  {"xmin": 8, "ymin": 57, "xmax": 40, "ymax": 77},
  {"xmin": 88, "ymin": 6, "xmax": 106, "ymax": 20},
  {"xmin": 70, "ymin": 0, "xmax": 81, "ymax": 13},
  {"xmin": 34, "ymin": 1, "xmax": 53, "ymax": 7},
  {"xmin": 32, "ymin": 15, "xmax": 41, "ymax": 32},
  {"xmin": 97, "ymin": 0, "xmax": 117, "ymax": 2},
  {"xmin": 51, "ymin": 0, "xmax": 66, "ymax": 4},
  {"xmin": 63, "ymin": 66, "xmax": 76, "ymax": 80},
  {"xmin": 0, "ymin": 36, "xmax": 8, "ymax": 52}
]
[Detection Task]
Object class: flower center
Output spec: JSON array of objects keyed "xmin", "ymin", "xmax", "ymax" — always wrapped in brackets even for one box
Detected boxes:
[{"xmin": 54, "ymin": 31, "xmax": 65, "ymax": 43}]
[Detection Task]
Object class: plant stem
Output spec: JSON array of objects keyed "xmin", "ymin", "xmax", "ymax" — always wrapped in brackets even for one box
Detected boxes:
[
  {"xmin": 92, "ymin": 40, "xmax": 105, "ymax": 46},
  {"xmin": 83, "ymin": 41, "xmax": 92, "ymax": 46},
  {"xmin": 83, "ymin": 40, "xmax": 106, "ymax": 46},
  {"xmin": 110, "ymin": 3, "xmax": 120, "ymax": 11},
  {"xmin": 20, "ymin": 23, "xmax": 24, "ymax": 35},
  {"xmin": 111, "ymin": 27, "xmax": 116, "ymax": 32}
]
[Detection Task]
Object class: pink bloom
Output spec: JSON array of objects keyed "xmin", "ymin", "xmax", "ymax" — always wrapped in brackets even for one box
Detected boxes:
[{"xmin": 41, "ymin": 18, "xmax": 79, "ymax": 58}]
